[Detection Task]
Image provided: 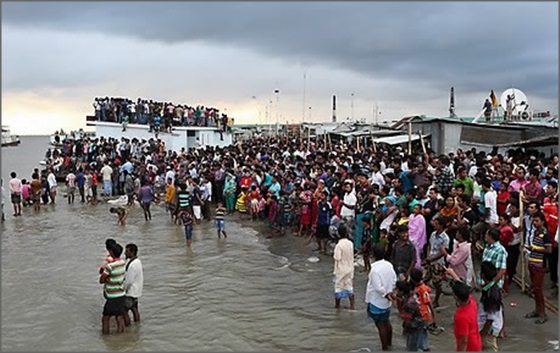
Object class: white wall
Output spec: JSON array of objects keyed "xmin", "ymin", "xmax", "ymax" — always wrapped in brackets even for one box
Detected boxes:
[{"xmin": 93, "ymin": 122, "xmax": 232, "ymax": 152}]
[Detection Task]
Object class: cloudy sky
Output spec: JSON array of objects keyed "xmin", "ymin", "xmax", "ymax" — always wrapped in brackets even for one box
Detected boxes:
[{"xmin": 2, "ymin": 2, "xmax": 558, "ymax": 135}]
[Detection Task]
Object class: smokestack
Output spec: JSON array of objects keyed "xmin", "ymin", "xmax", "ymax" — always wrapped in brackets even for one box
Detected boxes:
[
  {"xmin": 332, "ymin": 95, "xmax": 337, "ymax": 122},
  {"xmin": 449, "ymin": 87, "xmax": 456, "ymax": 118}
]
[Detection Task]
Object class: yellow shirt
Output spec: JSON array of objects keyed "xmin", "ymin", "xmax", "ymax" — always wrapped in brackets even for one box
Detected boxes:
[{"xmin": 164, "ymin": 184, "xmax": 176, "ymax": 204}]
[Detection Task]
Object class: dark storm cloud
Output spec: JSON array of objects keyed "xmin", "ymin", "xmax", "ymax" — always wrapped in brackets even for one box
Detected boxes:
[{"xmin": 3, "ymin": 2, "xmax": 558, "ymax": 98}]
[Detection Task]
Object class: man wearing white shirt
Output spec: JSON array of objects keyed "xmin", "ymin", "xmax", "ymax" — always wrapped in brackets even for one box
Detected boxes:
[
  {"xmin": 369, "ymin": 163, "xmax": 385, "ymax": 188},
  {"xmin": 123, "ymin": 243, "xmax": 143, "ymax": 326},
  {"xmin": 165, "ymin": 166, "xmax": 175, "ymax": 186},
  {"xmin": 366, "ymin": 244, "xmax": 397, "ymax": 351},
  {"xmin": 340, "ymin": 181, "xmax": 357, "ymax": 232},
  {"xmin": 473, "ymin": 178, "xmax": 499, "ymax": 245},
  {"xmin": 482, "ymin": 178, "xmax": 498, "ymax": 225},
  {"xmin": 8, "ymin": 172, "xmax": 22, "ymax": 217},
  {"xmin": 202, "ymin": 176, "xmax": 213, "ymax": 220},
  {"xmin": 100, "ymin": 162, "xmax": 113, "ymax": 197},
  {"xmin": 47, "ymin": 168, "xmax": 57, "ymax": 204}
]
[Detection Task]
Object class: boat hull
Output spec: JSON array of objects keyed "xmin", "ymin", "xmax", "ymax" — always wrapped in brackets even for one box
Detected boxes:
[{"xmin": 1, "ymin": 139, "xmax": 21, "ymax": 147}]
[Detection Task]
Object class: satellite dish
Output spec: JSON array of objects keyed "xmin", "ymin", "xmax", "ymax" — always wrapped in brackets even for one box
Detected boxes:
[{"xmin": 500, "ymin": 88, "xmax": 528, "ymax": 115}]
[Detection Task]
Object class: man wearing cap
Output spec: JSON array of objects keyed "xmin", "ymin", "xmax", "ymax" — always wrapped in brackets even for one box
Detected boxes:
[{"xmin": 165, "ymin": 165, "xmax": 175, "ymax": 186}]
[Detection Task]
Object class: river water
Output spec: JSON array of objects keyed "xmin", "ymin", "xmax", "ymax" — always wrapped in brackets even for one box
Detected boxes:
[{"xmin": 1, "ymin": 136, "xmax": 557, "ymax": 351}]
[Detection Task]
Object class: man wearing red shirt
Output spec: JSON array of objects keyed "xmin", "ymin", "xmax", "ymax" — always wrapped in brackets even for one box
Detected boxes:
[
  {"xmin": 452, "ymin": 281, "xmax": 482, "ymax": 351},
  {"xmin": 522, "ymin": 168, "xmax": 543, "ymax": 204}
]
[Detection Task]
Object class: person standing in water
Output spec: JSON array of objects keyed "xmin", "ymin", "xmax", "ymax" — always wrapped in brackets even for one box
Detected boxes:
[
  {"xmin": 65, "ymin": 168, "xmax": 76, "ymax": 205},
  {"xmin": 138, "ymin": 180, "xmax": 154, "ymax": 221},
  {"xmin": 99, "ymin": 242, "xmax": 126, "ymax": 335},
  {"xmin": 179, "ymin": 209, "xmax": 195, "ymax": 248},
  {"xmin": 366, "ymin": 244, "xmax": 397, "ymax": 351},
  {"xmin": 47, "ymin": 167, "xmax": 57, "ymax": 204},
  {"xmin": 123, "ymin": 243, "xmax": 143, "ymax": 326},
  {"xmin": 333, "ymin": 225, "xmax": 355, "ymax": 310},
  {"xmin": 30, "ymin": 173, "xmax": 42, "ymax": 212},
  {"xmin": 9, "ymin": 172, "xmax": 22, "ymax": 217},
  {"xmin": 215, "ymin": 202, "xmax": 227, "ymax": 239}
]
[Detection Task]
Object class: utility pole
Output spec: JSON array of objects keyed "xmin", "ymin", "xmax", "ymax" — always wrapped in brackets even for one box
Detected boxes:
[
  {"xmin": 274, "ymin": 89, "xmax": 280, "ymax": 136},
  {"xmin": 302, "ymin": 72, "xmax": 306, "ymax": 125},
  {"xmin": 351, "ymin": 93, "xmax": 355, "ymax": 121}
]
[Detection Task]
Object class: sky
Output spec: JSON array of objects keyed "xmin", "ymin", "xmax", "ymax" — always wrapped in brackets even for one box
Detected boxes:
[{"xmin": 2, "ymin": 2, "xmax": 558, "ymax": 135}]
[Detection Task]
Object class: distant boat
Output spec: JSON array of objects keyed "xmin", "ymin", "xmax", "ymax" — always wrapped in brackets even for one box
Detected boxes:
[{"xmin": 1, "ymin": 126, "xmax": 21, "ymax": 147}]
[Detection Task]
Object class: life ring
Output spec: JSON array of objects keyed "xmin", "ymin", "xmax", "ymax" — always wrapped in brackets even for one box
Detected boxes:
[{"xmin": 521, "ymin": 112, "xmax": 529, "ymax": 120}]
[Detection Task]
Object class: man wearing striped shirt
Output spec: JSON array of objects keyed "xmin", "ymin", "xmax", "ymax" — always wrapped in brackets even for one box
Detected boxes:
[
  {"xmin": 99, "ymin": 243, "xmax": 127, "ymax": 334},
  {"xmin": 525, "ymin": 212, "xmax": 552, "ymax": 324}
]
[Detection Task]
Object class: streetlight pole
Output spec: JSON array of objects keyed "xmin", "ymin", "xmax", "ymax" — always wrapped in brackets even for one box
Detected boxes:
[
  {"xmin": 252, "ymin": 95, "xmax": 257, "ymax": 125},
  {"xmin": 351, "ymin": 93, "xmax": 355, "ymax": 122},
  {"xmin": 302, "ymin": 72, "xmax": 306, "ymax": 125},
  {"xmin": 268, "ymin": 99, "xmax": 273, "ymax": 133},
  {"xmin": 274, "ymin": 89, "xmax": 280, "ymax": 136}
]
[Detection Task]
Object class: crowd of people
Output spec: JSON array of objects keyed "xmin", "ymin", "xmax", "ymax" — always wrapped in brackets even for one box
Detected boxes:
[
  {"xmin": 4, "ymin": 129, "xmax": 558, "ymax": 350},
  {"xmin": 92, "ymin": 97, "xmax": 233, "ymax": 132}
]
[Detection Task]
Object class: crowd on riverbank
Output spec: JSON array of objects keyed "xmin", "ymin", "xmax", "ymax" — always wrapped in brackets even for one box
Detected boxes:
[
  {"xmin": 4, "ymin": 132, "xmax": 558, "ymax": 351},
  {"xmin": 92, "ymin": 97, "xmax": 233, "ymax": 132}
]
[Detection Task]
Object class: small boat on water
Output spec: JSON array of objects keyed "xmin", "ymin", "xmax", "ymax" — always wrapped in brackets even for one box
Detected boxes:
[
  {"xmin": 50, "ymin": 129, "xmax": 95, "ymax": 147},
  {"xmin": 1, "ymin": 126, "xmax": 21, "ymax": 147}
]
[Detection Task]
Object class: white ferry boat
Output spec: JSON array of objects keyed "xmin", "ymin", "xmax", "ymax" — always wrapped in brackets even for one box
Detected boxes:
[{"xmin": 1, "ymin": 126, "xmax": 21, "ymax": 147}]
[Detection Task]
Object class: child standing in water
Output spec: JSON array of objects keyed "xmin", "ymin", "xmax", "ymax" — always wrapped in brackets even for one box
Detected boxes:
[
  {"xmin": 179, "ymin": 209, "xmax": 195, "ymax": 248},
  {"xmin": 215, "ymin": 202, "xmax": 227, "ymax": 239},
  {"xmin": 361, "ymin": 218, "xmax": 373, "ymax": 273}
]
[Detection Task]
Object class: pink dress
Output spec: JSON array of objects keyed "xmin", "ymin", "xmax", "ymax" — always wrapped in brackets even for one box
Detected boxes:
[{"xmin": 408, "ymin": 213, "xmax": 427, "ymax": 269}]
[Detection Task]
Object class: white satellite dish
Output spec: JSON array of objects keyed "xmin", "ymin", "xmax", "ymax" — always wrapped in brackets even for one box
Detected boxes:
[{"xmin": 500, "ymin": 88, "xmax": 528, "ymax": 115}]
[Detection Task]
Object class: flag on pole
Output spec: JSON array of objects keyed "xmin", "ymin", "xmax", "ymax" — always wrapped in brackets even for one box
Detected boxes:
[{"xmin": 490, "ymin": 90, "xmax": 498, "ymax": 108}]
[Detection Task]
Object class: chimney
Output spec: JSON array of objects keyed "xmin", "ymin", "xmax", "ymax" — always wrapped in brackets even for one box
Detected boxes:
[{"xmin": 332, "ymin": 95, "xmax": 337, "ymax": 123}]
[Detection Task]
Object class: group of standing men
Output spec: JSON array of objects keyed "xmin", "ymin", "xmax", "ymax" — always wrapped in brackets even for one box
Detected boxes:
[{"xmin": 99, "ymin": 240, "xmax": 144, "ymax": 334}]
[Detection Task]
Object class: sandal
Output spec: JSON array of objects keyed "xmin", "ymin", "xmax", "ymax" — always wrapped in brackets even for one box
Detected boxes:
[
  {"xmin": 535, "ymin": 316, "xmax": 548, "ymax": 324},
  {"xmin": 525, "ymin": 312, "xmax": 539, "ymax": 319}
]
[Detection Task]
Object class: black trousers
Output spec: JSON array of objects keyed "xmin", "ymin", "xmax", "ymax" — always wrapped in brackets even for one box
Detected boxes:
[
  {"xmin": 506, "ymin": 244, "xmax": 521, "ymax": 283},
  {"xmin": 549, "ymin": 245, "xmax": 558, "ymax": 285}
]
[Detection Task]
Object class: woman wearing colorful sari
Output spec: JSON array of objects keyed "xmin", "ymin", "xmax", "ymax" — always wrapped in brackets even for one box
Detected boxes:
[{"xmin": 223, "ymin": 172, "xmax": 237, "ymax": 214}]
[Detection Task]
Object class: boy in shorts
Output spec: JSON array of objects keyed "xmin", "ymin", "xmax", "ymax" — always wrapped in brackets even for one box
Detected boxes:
[
  {"xmin": 215, "ymin": 202, "xmax": 227, "ymax": 239},
  {"xmin": 361, "ymin": 218, "xmax": 373, "ymax": 273},
  {"xmin": 410, "ymin": 268, "xmax": 437, "ymax": 351},
  {"xmin": 179, "ymin": 209, "xmax": 195, "ymax": 248}
]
